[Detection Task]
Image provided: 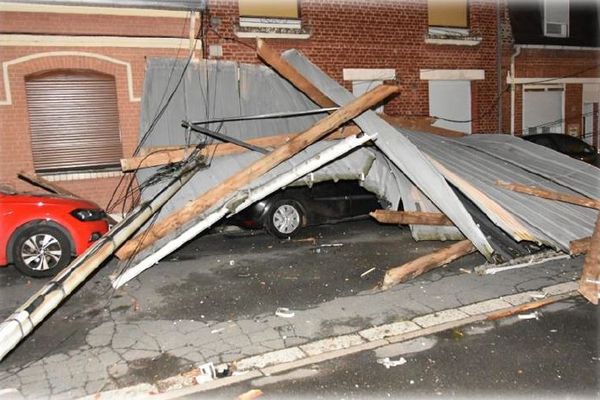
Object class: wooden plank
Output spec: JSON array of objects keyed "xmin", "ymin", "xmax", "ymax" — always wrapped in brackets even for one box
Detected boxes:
[
  {"xmin": 17, "ymin": 171, "xmax": 79, "ymax": 198},
  {"xmin": 579, "ymin": 213, "xmax": 600, "ymax": 304},
  {"xmin": 496, "ymin": 180, "xmax": 600, "ymax": 210},
  {"xmin": 370, "ymin": 210, "xmax": 454, "ymax": 226},
  {"xmin": 487, "ymin": 296, "xmax": 565, "ymax": 320},
  {"xmin": 381, "ymin": 240, "xmax": 476, "ymax": 290},
  {"xmin": 121, "ymin": 126, "xmax": 362, "ymax": 172},
  {"xmin": 570, "ymin": 237, "xmax": 591, "ymax": 256},
  {"xmin": 115, "ymin": 84, "xmax": 400, "ymax": 260},
  {"xmin": 379, "ymin": 114, "xmax": 466, "ymax": 138},
  {"xmin": 256, "ymin": 38, "xmax": 337, "ymax": 109}
]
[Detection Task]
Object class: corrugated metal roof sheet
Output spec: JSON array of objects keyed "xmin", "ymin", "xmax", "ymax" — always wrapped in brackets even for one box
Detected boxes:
[{"xmin": 402, "ymin": 130, "xmax": 599, "ymax": 251}]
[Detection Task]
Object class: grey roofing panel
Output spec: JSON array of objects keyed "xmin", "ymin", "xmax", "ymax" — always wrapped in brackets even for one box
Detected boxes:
[
  {"xmin": 458, "ymin": 134, "xmax": 600, "ymax": 199},
  {"xmin": 403, "ymin": 130, "xmax": 598, "ymax": 250},
  {"xmin": 281, "ymin": 49, "xmax": 494, "ymax": 259}
]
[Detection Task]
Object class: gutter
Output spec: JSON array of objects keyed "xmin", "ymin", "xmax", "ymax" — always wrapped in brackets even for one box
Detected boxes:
[{"xmin": 510, "ymin": 45, "xmax": 522, "ymax": 136}]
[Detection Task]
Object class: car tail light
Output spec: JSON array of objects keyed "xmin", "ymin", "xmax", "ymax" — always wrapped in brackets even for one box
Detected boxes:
[{"xmin": 71, "ymin": 209, "xmax": 107, "ymax": 222}]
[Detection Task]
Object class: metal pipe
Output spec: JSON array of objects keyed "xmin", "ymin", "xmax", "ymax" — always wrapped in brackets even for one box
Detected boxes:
[
  {"xmin": 182, "ymin": 121, "xmax": 269, "ymax": 154},
  {"xmin": 0, "ymin": 159, "xmax": 203, "ymax": 361},
  {"xmin": 191, "ymin": 107, "xmax": 339, "ymax": 125},
  {"xmin": 510, "ymin": 45, "xmax": 522, "ymax": 136}
]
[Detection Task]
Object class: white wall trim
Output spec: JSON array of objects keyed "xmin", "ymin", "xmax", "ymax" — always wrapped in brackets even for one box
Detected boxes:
[
  {"xmin": 0, "ymin": 34, "xmax": 199, "ymax": 49},
  {"xmin": 0, "ymin": 2, "xmax": 188, "ymax": 17},
  {"xmin": 1, "ymin": 51, "xmax": 142, "ymax": 106},
  {"xmin": 508, "ymin": 77, "xmax": 600, "ymax": 84},
  {"xmin": 420, "ymin": 69, "xmax": 485, "ymax": 81},
  {"xmin": 234, "ymin": 31, "xmax": 310, "ymax": 39},
  {"xmin": 425, "ymin": 37, "xmax": 482, "ymax": 46},
  {"xmin": 343, "ymin": 68, "xmax": 396, "ymax": 81},
  {"xmin": 517, "ymin": 44, "xmax": 600, "ymax": 52}
]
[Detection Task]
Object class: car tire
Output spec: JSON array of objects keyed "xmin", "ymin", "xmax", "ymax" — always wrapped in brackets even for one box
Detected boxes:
[
  {"xmin": 265, "ymin": 200, "xmax": 304, "ymax": 238},
  {"xmin": 12, "ymin": 225, "xmax": 72, "ymax": 278}
]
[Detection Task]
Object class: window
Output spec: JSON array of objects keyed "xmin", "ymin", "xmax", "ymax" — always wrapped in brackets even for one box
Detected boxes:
[
  {"xmin": 522, "ymin": 86, "xmax": 564, "ymax": 134},
  {"xmin": 428, "ymin": 80, "xmax": 472, "ymax": 134},
  {"xmin": 25, "ymin": 71, "xmax": 123, "ymax": 173},
  {"xmin": 428, "ymin": 0, "xmax": 468, "ymax": 29},
  {"xmin": 543, "ymin": 0, "xmax": 569, "ymax": 38}
]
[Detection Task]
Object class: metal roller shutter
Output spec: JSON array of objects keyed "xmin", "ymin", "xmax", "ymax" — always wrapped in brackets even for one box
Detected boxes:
[{"xmin": 26, "ymin": 71, "xmax": 123, "ymax": 173}]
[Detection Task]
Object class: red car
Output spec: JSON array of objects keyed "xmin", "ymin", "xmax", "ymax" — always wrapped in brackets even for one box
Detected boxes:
[{"xmin": 0, "ymin": 188, "xmax": 109, "ymax": 277}]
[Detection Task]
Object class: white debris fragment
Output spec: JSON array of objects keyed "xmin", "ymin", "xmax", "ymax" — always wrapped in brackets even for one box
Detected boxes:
[
  {"xmin": 275, "ymin": 307, "xmax": 295, "ymax": 318},
  {"xmin": 229, "ymin": 260, "xmax": 235, "ymax": 266},
  {"xmin": 320, "ymin": 243, "xmax": 343, "ymax": 248},
  {"xmin": 194, "ymin": 362, "xmax": 216, "ymax": 384},
  {"xmin": 517, "ymin": 311, "xmax": 540, "ymax": 320},
  {"xmin": 377, "ymin": 357, "xmax": 407, "ymax": 369},
  {"xmin": 211, "ymin": 328, "xmax": 225, "ymax": 334},
  {"xmin": 360, "ymin": 267, "xmax": 376, "ymax": 278},
  {"xmin": 530, "ymin": 293, "xmax": 546, "ymax": 299}
]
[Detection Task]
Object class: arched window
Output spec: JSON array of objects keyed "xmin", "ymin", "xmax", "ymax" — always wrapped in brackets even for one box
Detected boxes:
[{"xmin": 25, "ymin": 70, "xmax": 123, "ymax": 173}]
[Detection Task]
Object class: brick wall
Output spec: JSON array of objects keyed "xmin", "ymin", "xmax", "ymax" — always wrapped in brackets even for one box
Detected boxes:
[
  {"xmin": 564, "ymin": 83, "xmax": 583, "ymax": 137},
  {"xmin": 0, "ymin": 0, "xmax": 511, "ymax": 208},
  {"xmin": 205, "ymin": 0, "xmax": 510, "ymax": 133}
]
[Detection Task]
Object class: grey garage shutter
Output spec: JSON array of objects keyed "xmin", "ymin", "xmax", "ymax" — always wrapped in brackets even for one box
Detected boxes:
[{"xmin": 26, "ymin": 70, "xmax": 123, "ymax": 173}]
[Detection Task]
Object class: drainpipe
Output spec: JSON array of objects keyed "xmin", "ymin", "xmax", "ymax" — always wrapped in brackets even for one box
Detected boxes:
[{"xmin": 510, "ymin": 45, "xmax": 522, "ymax": 136}]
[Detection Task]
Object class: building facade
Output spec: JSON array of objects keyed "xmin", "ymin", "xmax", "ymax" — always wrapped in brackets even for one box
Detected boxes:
[
  {"xmin": 507, "ymin": 0, "xmax": 600, "ymax": 147},
  {"xmin": 1, "ymin": 0, "xmax": 513, "ymax": 208}
]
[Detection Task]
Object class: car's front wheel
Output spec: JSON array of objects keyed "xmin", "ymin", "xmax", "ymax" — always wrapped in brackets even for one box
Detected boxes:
[
  {"xmin": 12, "ymin": 225, "xmax": 72, "ymax": 278},
  {"xmin": 265, "ymin": 200, "xmax": 304, "ymax": 238}
]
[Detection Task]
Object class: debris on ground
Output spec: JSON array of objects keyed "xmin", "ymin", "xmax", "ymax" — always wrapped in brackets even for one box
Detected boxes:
[
  {"xmin": 360, "ymin": 267, "xmax": 376, "ymax": 278},
  {"xmin": 275, "ymin": 307, "xmax": 296, "ymax": 318},
  {"xmin": 236, "ymin": 389, "xmax": 264, "ymax": 400},
  {"xmin": 518, "ymin": 312, "xmax": 541, "ymax": 320},
  {"xmin": 377, "ymin": 357, "xmax": 407, "ymax": 368}
]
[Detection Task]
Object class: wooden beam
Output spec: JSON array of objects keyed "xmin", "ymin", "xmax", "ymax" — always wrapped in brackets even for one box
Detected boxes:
[
  {"xmin": 256, "ymin": 39, "xmax": 337, "ymax": 109},
  {"xmin": 579, "ymin": 213, "xmax": 600, "ymax": 304},
  {"xmin": 17, "ymin": 171, "xmax": 79, "ymax": 198},
  {"xmin": 487, "ymin": 296, "xmax": 565, "ymax": 320},
  {"xmin": 121, "ymin": 126, "xmax": 362, "ymax": 172},
  {"xmin": 115, "ymin": 84, "xmax": 400, "ymax": 260},
  {"xmin": 370, "ymin": 210, "xmax": 454, "ymax": 226},
  {"xmin": 496, "ymin": 180, "xmax": 600, "ymax": 210},
  {"xmin": 570, "ymin": 237, "xmax": 591, "ymax": 256},
  {"xmin": 379, "ymin": 114, "xmax": 466, "ymax": 138},
  {"xmin": 381, "ymin": 240, "xmax": 476, "ymax": 290}
]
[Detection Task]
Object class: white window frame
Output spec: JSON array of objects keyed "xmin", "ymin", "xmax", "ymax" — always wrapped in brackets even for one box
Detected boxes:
[{"xmin": 543, "ymin": 0, "xmax": 569, "ymax": 38}]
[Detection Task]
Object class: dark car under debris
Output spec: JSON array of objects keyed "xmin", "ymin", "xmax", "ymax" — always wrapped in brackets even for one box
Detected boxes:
[
  {"xmin": 522, "ymin": 133, "xmax": 600, "ymax": 167},
  {"xmin": 232, "ymin": 180, "xmax": 382, "ymax": 238}
]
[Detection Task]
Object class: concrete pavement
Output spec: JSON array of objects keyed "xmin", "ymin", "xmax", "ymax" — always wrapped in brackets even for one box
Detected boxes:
[{"xmin": 0, "ymin": 221, "xmax": 587, "ymax": 399}]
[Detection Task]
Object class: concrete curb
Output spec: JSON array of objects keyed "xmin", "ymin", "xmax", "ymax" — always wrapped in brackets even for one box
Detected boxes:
[{"xmin": 83, "ymin": 281, "xmax": 580, "ymax": 400}]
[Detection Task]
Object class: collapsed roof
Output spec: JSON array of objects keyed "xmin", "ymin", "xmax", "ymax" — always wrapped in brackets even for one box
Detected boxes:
[{"xmin": 113, "ymin": 51, "xmax": 599, "ymax": 286}]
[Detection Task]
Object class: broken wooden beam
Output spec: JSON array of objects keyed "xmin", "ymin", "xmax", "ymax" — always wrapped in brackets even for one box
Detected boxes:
[
  {"xmin": 381, "ymin": 240, "xmax": 476, "ymax": 290},
  {"xmin": 570, "ymin": 237, "xmax": 591, "ymax": 256},
  {"xmin": 487, "ymin": 296, "xmax": 565, "ymax": 320},
  {"xmin": 18, "ymin": 171, "xmax": 79, "ymax": 198},
  {"xmin": 121, "ymin": 126, "xmax": 361, "ymax": 172},
  {"xmin": 370, "ymin": 210, "xmax": 454, "ymax": 226},
  {"xmin": 115, "ymin": 84, "xmax": 399, "ymax": 260},
  {"xmin": 579, "ymin": 213, "xmax": 600, "ymax": 304},
  {"xmin": 496, "ymin": 180, "xmax": 600, "ymax": 210},
  {"xmin": 256, "ymin": 39, "xmax": 337, "ymax": 108}
]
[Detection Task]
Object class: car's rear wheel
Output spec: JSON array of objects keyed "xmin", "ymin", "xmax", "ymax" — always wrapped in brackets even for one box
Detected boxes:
[
  {"xmin": 12, "ymin": 225, "xmax": 72, "ymax": 278},
  {"xmin": 266, "ymin": 200, "xmax": 304, "ymax": 238}
]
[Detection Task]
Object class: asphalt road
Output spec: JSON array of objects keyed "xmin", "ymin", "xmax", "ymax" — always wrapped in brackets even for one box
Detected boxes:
[{"xmin": 187, "ymin": 298, "xmax": 599, "ymax": 399}]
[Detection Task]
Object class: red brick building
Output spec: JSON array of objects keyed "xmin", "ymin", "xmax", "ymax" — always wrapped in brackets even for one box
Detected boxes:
[
  {"xmin": 0, "ymin": 0, "xmax": 517, "ymax": 208},
  {"xmin": 507, "ymin": 0, "xmax": 600, "ymax": 146}
]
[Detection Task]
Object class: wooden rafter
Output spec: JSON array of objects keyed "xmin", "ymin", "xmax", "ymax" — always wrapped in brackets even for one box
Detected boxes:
[{"xmin": 370, "ymin": 210, "xmax": 454, "ymax": 226}]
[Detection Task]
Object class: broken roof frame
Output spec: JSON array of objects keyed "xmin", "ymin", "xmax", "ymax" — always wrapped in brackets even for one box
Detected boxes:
[{"xmin": 1, "ymin": 40, "xmax": 598, "ymax": 361}]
